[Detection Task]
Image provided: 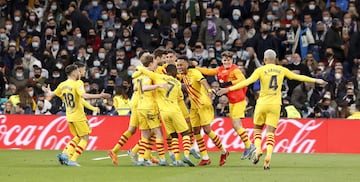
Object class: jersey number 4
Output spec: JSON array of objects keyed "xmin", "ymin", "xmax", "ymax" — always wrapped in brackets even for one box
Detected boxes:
[
  {"xmin": 63, "ymin": 93, "xmax": 75, "ymax": 108},
  {"xmin": 269, "ymin": 75, "xmax": 278, "ymax": 90}
]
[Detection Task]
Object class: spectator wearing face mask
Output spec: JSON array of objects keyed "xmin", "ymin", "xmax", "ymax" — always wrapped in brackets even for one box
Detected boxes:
[
  {"xmin": 324, "ymin": 18, "xmax": 345, "ymax": 61},
  {"xmin": 35, "ymin": 99, "xmax": 52, "ymax": 115},
  {"xmin": 198, "ymin": 8, "xmax": 228, "ymax": 48},
  {"xmin": 286, "ymin": 53, "xmax": 311, "ymax": 96},
  {"xmin": 301, "ymin": 0, "xmax": 323, "ymax": 22},
  {"xmin": 326, "ymin": 67, "xmax": 347, "ymax": 102}
]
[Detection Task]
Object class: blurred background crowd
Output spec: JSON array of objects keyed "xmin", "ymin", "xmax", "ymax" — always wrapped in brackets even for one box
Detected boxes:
[{"xmin": 0, "ymin": 0, "xmax": 360, "ymax": 118}]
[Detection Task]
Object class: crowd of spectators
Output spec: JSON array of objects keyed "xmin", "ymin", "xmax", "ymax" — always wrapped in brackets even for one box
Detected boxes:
[{"xmin": 0, "ymin": 0, "xmax": 360, "ymax": 118}]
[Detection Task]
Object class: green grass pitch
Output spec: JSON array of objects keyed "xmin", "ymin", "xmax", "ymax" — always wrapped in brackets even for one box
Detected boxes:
[{"xmin": 0, "ymin": 150, "xmax": 359, "ymax": 182}]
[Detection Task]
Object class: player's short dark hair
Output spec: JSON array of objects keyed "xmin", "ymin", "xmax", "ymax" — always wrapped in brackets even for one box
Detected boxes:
[
  {"xmin": 177, "ymin": 55, "xmax": 189, "ymax": 62},
  {"xmin": 73, "ymin": 61, "xmax": 86, "ymax": 68},
  {"xmin": 153, "ymin": 47, "xmax": 166, "ymax": 58},
  {"xmin": 166, "ymin": 64, "xmax": 177, "ymax": 77},
  {"xmin": 166, "ymin": 48, "xmax": 176, "ymax": 55},
  {"xmin": 65, "ymin": 64, "xmax": 78, "ymax": 76}
]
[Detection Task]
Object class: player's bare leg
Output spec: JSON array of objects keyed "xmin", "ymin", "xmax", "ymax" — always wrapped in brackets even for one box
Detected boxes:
[
  {"xmin": 202, "ymin": 125, "xmax": 228, "ymax": 166},
  {"xmin": 232, "ymin": 118, "xmax": 255, "ymax": 160}
]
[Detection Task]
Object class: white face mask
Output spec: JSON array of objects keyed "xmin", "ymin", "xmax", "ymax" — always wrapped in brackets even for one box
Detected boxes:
[
  {"xmin": 92, "ymin": 1, "xmax": 98, "ymax": 7},
  {"xmin": 32, "ymin": 42, "xmax": 39, "ymax": 48},
  {"xmin": 171, "ymin": 23, "xmax": 178, "ymax": 30},
  {"xmin": 94, "ymin": 73, "xmax": 100, "ymax": 79},
  {"xmin": 140, "ymin": 17, "xmax": 146, "ymax": 23},
  {"xmin": 5, "ymin": 25, "xmax": 12, "ymax": 30},
  {"xmin": 93, "ymin": 60, "xmax": 101, "ymax": 67},
  {"xmin": 107, "ymin": 31, "xmax": 114, "ymax": 38},
  {"xmin": 101, "ymin": 14, "xmax": 108, "ymax": 20},
  {"xmin": 286, "ymin": 15, "xmax": 293, "ymax": 20},
  {"xmin": 309, "ymin": 4, "xmax": 315, "ymax": 10},
  {"xmin": 116, "ymin": 63, "xmax": 124, "ymax": 70},
  {"xmin": 323, "ymin": 16, "xmax": 330, "ymax": 22},
  {"xmin": 98, "ymin": 53, "xmax": 105, "ymax": 59},
  {"xmin": 121, "ymin": 13, "xmax": 128, "ymax": 19},
  {"xmin": 145, "ymin": 25, "xmax": 152, "ymax": 30},
  {"xmin": 51, "ymin": 5, "xmax": 57, "ymax": 11},
  {"xmin": 28, "ymin": 91, "xmax": 34, "ymax": 97},
  {"xmin": 52, "ymin": 74, "xmax": 60, "ymax": 78},
  {"xmin": 253, "ymin": 15, "xmax": 260, "ymax": 22},
  {"xmin": 52, "ymin": 45, "xmax": 59, "ymax": 51},
  {"xmin": 56, "ymin": 63, "xmax": 63, "ymax": 69},
  {"xmin": 14, "ymin": 16, "xmax": 20, "ymax": 22},
  {"xmin": 107, "ymin": 4, "xmax": 113, "ymax": 9},
  {"xmin": 76, "ymin": 33, "xmax": 82, "ymax": 38},
  {"xmin": 344, "ymin": 18, "xmax": 352, "ymax": 24},
  {"xmin": 335, "ymin": 73, "xmax": 342, "ymax": 80},
  {"xmin": 24, "ymin": 54, "xmax": 31, "ymax": 60},
  {"xmin": 68, "ymin": 46, "xmax": 74, "ymax": 51}
]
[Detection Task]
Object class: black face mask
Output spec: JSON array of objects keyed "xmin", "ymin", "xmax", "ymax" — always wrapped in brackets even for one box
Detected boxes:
[
  {"xmin": 323, "ymin": 105, "xmax": 329, "ymax": 110},
  {"xmin": 325, "ymin": 52, "xmax": 333, "ymax": 58},
  {"xmin": 244, "ymin": 25, "xmax": 251, "ymax": 30},
  {"xmin": 34, "ymin": 74, "xmax": 41, "ymax": 78},
  {"xmin": 110, "ymin": 75, "xmax": 116, "ymax": 79},
  {"xmin": 210, "ymin": 64, "xmax": 217, "ymax": 68},
  {"xmin": 170, "ymin": 13, "xmax": 176, "ymax": 18},
  {"xmin": 317, "ymin": 31, "xmax": 324, "ymax": 35}
]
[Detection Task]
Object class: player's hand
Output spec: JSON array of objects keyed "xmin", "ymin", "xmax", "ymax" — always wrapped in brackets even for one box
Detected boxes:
[
  {"xmin": 95, "ymin": 107, "xmax": 100, "ymax": 113},
  {"xmin": 217, "ymin": 88, "xmax": 230, "ymax": 95},
  {"xmin": 315, "ymin": 79, "xmax": 328, "ymax": 86},
  {"xmin": 100, "ymin": 90, "xmax": 111, "ymax": 98},
  {"xmin": 42, "ymin": 84, "xmax": 51, "ymax": 93}
]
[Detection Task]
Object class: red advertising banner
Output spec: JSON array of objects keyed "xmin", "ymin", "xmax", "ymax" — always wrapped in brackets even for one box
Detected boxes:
[{"xmin": 0, "ymin": 115, "xmax": 359, "ymax": 153}]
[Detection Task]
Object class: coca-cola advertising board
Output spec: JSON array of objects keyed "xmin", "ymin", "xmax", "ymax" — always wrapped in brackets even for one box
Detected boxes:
[{"xmin": 0, "ymin": 115, "xmax": 359, "ymax": 153}]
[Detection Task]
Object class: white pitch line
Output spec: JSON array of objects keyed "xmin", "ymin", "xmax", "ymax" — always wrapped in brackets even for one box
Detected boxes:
[{"xmin": 92, "ymin": 154, "xmax": 129, "ymax": 161}]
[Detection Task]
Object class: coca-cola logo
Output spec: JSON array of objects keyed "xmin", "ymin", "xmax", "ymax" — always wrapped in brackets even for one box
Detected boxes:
[
  {"xmin": 206, "ymin": 118, "xmax": 323, "ymax": 153},
  {"xmin": 0, "ymin": 115, "xmax": 105, "ymax": 150}
]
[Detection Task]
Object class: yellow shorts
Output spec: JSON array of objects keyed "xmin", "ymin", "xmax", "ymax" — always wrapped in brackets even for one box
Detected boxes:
[
  {"xmin": 229, "ymin": 100, "xmax": 247, "ymax": 119},
  {"xmin": 138, "ymin": 109, "xmax": 161, "ymax": 130},
  {"xmin": 253, "ymin": 104, "xmax": 281, "ymax": 128},
  {"xmin": 68, "ymin": 121, "xmax": 91, "ymax": 137},
  {"xmin": 160, "ymin": 110, "xmax": 189, "ymax": 134},
  {"xmin": 129, "ymin": 109, "xmax": 139, "ymax": 127},
  {"xmin": 178, "ymin": 100, "xmax": 190, "ymax": 119},
  {"xmin": 190, "ymin": 105, "xmax": 214, "ymax": 127}
]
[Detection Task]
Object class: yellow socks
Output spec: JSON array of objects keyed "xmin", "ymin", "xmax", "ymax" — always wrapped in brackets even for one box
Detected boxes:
[
  {"xmin": 236, "ymin": 128, "xmax": 251, "ymax": 148},
  {"xmin": 70, "ymin": 139, "xmax": 87, "ymax": 161},
  {"xmin": 195, "ymin": 134, "xmax": 209, "ymax": 159},
  {"xmin": 208, "ymin": 131, "xmax": 225, "ymax": 153},
  {"xmin": 266, "ymin": 132, "xmax": 275, "ymax": 159},
  {"xmin": 112, "ymin": 131, "xmax": 132, "ymax": 153},
  {"xmin": 182, "ymin": 135, "xmax": 191, "ymax": 158}
]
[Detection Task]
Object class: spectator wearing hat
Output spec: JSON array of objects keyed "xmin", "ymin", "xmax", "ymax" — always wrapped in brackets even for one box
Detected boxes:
[
  {"xmin": 198, "ymin": 7, "xmax": 228, "ymax": 48},
  {"xmin": 29, "ymin": 61, "xmax": 49, "ymax": 79}
]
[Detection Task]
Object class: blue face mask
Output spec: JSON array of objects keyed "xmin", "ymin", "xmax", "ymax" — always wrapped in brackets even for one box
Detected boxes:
[{"xmin": 127, "ymin": 70, "xmax": 134, "ymax": 76}]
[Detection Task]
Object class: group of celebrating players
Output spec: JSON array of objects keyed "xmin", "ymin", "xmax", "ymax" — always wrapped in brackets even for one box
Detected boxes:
[{"xmin": 45, "ymin": 48, "xmax": 327, "ymax": 170}]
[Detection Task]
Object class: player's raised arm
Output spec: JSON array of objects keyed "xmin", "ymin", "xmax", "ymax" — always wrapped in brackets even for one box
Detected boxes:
[
  {"xmin": 196, "ymin": 66, "xmax": 218, "ymax": 76},
  {"xmin": 81, "ymin": 89, "xmax": 111, "ymax": 99},
  {"xmin": 136, "ymin": 65, "xmax": 161, "ymax": 81},
  {"xmin": 217, "ymin": 69, "xmax": 260, "ymax": 95},
  {"xmin": 283, "ymin": 67, "xmax": 328, "ymax": 85}
]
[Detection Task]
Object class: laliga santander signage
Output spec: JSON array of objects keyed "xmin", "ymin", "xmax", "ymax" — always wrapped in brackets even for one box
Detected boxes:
[{"xmin": 0, "ymin": 115, "xmax": 359, "ymax": 153}]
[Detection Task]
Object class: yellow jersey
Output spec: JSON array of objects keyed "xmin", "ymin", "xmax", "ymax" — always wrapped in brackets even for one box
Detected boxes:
[
  {"xmin": 229, "ymin": 64, "xmax": 316, "ymax": 105},
  {"xmin": 134, "ymin": 74, "xmax": 157, "ymax": 110},
  {"xmin": 138, "ymin": 66, "xmax": 183, "ymax": 112},
  {"xmin": 347, "ymin": 112, "xmax": 360, "ymax": 119},
  {"xmin": 77, "ymin": 80, "xmax": 98, "ymax": 112},
  {"xmin": 113, "ymin": 95, "xmax": 131, "ymax": 115},
  {"xmin": 54, "ymin": 79, "xmax": 86, "ymax": 122},
  {"xmin": 181, "ymin": 68, "xmax": 212, "ymax": 108},
  {"xmin": 156, "ymin": 64, "xmax": 168, "ymax": 74}
]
